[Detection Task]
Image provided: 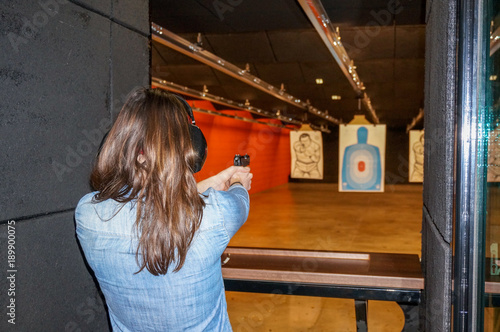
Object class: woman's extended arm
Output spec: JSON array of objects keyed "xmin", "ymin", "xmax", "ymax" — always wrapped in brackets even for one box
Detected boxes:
[{"xmin": 197, "ymin": 166, "xmax": 252, "ymax": 192}]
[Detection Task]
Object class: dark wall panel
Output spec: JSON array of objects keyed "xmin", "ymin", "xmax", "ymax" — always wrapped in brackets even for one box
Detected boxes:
[
  {"xmin": 422, "ymin": 208, "xmax": 452, "ymax": 331},
  {"xmin": 71, "ymin": 0, "xmax": 150, "ymax": 33},
  {"xmin": 385, "ymin": 128, "xmax": 413, "ymax": 188},
  {"xmin": 113, "ymin": 0, "xmax": 149, "ymax": 34},
  {"xmin": 72, "ymin": 0, "xmax": 112, "ymax": 15},
  {"xmin": 323, "ymin": 128, "xmax": 340, "ymax": 183},
  {"xmin": 423, "ymin": 0, "xmax": 456, "ymax": 243},
  {"xmin": 0, "ymin": 1, "xmax": 111, "ymax": 221},
  {"xmin": 0, "ymin": 1, "xmax": 149, "ymax": 330},
  {"xmin": 111, "ymin": 21, "xmax": 150, "ymax": 116},
  {"xmin": 0, "ymin": 212, "xmax": 109, "ymax": 331},
  {"xmin": 421, "ymin": 0, "xmax": 457, "ymax": 329}
]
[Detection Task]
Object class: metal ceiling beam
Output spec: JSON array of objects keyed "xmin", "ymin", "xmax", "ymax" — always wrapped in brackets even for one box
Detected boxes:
[
  {"xmin": 152, "ymin": 78, "xmax": 331, "ymax": 133},
  {"xmin": 151, "ymin": 77, "xmax": 303, "ymax": 125},
  {"xmin": 297, "ymin": 0, "xmax": 380, "ymax": 124},
  {"xmin": 151, "ymin": 23, "xmax": 341, "ymax": 126},
  {"xmin": 192, "ymin": 106, "xmax": 302, "ymax": 130}
]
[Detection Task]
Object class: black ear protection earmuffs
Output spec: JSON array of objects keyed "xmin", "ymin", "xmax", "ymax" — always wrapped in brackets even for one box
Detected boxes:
[
  {"xmin": 96, "ymin": 92, "xmax": 207, "ymax": 173},
  {"xmin": 173, "ymin": 95, "xmax": 207, "ymax": 173}
]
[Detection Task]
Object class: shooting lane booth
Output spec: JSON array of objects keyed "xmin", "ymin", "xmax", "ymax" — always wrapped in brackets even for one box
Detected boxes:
[{"xmin": 2, "ymin": 0, "xmax": 500, "ymax": 331}]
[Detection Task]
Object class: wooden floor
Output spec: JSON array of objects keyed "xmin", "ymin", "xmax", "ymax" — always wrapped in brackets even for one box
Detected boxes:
[{"xmin": 226, "ymin": 183, "xmax": 423, "ymax": 331}]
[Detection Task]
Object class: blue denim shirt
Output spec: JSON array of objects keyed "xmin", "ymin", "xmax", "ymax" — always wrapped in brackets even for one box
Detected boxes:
[{"xmin": 75, "ymin": 185, "xmax": 249, "ymax": 331}]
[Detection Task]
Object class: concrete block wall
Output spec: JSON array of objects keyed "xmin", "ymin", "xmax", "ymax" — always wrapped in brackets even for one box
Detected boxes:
[{"xmin": 0, "ymin": 1, "xmax": 149, "ymax": 330}]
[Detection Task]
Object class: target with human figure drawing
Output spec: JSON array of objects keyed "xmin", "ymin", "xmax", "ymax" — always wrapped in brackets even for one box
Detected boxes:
[
  {"xmin": 339, "ymin": 124, "xmax": 386, "ymax": 192},
  {"xmin": 290, "ymin": 130, "xmax": 324, "ymax": 179},
  {"xmin": 409, "ymin": 130, "xmax": 424, "ymax": 182}
]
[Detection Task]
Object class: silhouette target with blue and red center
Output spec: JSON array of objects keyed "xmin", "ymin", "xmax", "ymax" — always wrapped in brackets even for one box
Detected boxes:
[{"xmin": 341, "ymin": 126, "xmax": 382, "ymax": 191}]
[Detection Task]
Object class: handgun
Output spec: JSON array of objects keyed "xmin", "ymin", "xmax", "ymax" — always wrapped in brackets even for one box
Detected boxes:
[{"xmin": 234, "ymin": 154, "xmax": 250, "ymax": 167}]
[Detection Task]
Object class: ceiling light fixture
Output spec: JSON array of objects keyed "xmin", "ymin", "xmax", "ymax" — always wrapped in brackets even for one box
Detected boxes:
[
  {"xmin": 315, "ymin": 78, "xmax": 324, "ymax": 84},
  {"xmin": 331, "ymin": 95, "xmax": 341, "ymax": 100}
]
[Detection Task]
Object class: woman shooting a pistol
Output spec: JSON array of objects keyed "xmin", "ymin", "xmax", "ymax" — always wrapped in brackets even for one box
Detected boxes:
[{"xmin": 75, "ymin": 87, "xmax": 252, "ymax": 331}]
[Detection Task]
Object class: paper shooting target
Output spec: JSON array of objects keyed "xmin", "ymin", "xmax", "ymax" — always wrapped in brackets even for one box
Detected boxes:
[
  {"xmin": 409, "ymin": 130, "xmax": 424, "ymax": 182},
  {"xmin": 339, "ymin": 124, "xmax": 386, "ymax": 192},
  {"xmin": 290, "ymin": 130, "xmax": 324, "ymax": 179}
]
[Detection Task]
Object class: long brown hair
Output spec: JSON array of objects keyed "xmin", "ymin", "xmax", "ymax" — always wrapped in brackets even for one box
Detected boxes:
[{"xmin": 90, "ymin": 87, "xmax": 205, "ymax": 275}]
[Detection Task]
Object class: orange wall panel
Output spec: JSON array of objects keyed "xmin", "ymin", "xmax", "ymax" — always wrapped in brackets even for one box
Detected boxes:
[{"xmin": 193, "ymin": 112, "xmax": 291, "ymax": 194}]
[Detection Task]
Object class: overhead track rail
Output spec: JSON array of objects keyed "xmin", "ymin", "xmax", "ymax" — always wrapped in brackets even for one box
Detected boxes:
[
  {"xmin": 151, "ymin": 23, "xmax": 341, "ymax": 126},
  {"xmin": 406, "ymin": 108, "xmax": 424, "ymax": 133},
  {"xmin": 297, "ymin": 0, "xmax": 380, "ymax": 124},
  {"xmin": 152, "ymin": 78, "xmax": 331, "ymax": 133},
  {"xmin": 151, "ymin": 77, "xmax": 303, "ymax": 126},
  {"xmin": 193, "ymin": 106, "xmax": 296, "ymax": 130}
]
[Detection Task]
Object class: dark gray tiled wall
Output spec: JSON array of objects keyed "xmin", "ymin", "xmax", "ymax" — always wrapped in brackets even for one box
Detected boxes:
[
  {"xmin": 1, "ymin": 1, "xmax": 111, "ymax": 221},
  {"xmin": 421, "ymin": 0, "xmax": 457, "ymax": 329},
  {"xmin": 0, "ymin": 212, "xmax": 109, "ymax": 331},
  {"xmin": 423, "ymin": 0, "xmax": 457, "ymax": 243},
  {"xmin": 111, "ymin": 21, "xmax": 150, "ymax": 117},
  {"xmin": 0, "ymin": 0, "xmax": 149, "ymax": 330},
  {"xmin": 113, "ymin": 0, "xmax": 150, "ymax": 34},
  {"xmin": 71, "ymin": 0, "xmax": 112, "ymax": 16},
  {"xmin": 422, "ymin": 208, "xmax": 453, "ymax": 331}
]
